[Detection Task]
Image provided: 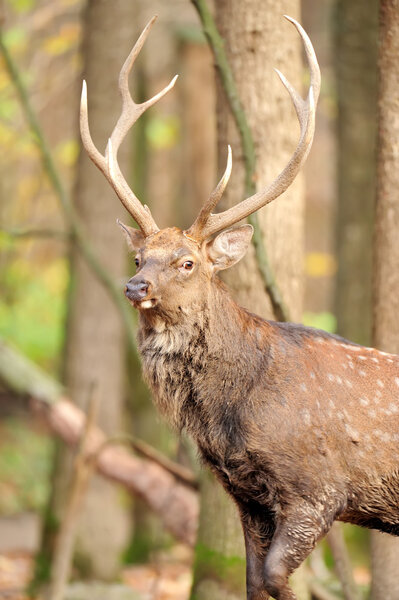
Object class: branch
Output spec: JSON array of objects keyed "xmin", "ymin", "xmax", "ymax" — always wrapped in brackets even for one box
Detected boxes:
[
  {"xmin": 191, "ymin": 0, "xmax": 290, "ymax": 322},
  {"xmin": 0, "ymin": 29, "xmax": 137, "ymax": 352},
  {"xmin": 0, "ymin": 337, "xmax": 198, "ymax": 546}
]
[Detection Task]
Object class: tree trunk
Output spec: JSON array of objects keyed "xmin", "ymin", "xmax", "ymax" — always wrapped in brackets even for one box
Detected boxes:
[
  {"xmin": 190, "ymin": 1, "xmax": 306, "ymax": 598},
  {"xmin": 371, "ymin": 1, "xmax": 399, "ymax": 598},
  {"xmin": 334, "ymin": 0, "xmax": 378, "ymax": 346},
  {"xmin": 50, "ymin": 0, "xmax": 139, "ymax": 579},
  {"xmin": 333, "ymin": 2, "xmax": 379, "ymax": 597}
]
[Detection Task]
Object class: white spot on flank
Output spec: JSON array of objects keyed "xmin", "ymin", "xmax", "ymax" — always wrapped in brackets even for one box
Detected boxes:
[
  {"xmin": 300, "ymin": 383, "xmax": 307, "ymax": 392},
  {"xmin": 358, "ymin": 356, "xmax": 367, "ymax": 361},
  {"xmin": 369, "ymin": 409, "xmax": 377, "ymax": 418},
  {"xmin": 360, "ymin": 397, "xmax": 369, "ymax": 407},
  {"xmin": 310, "ymin": 372, "xmax": 316, "ymax": 379},
  {"xmin": 389, "ymin": 403, "xmax": 399, "ymax": 414},
  {"xmin": 303, "ymin": 410, "xmax": 311, "ymax": 426},
  {"xmin": 327, "ymin": 374, "xmax": 334, "ymax": 382},
  {"xmin": 348, "ymin": 362, "xmax": 354, "ymax": 369},
  {"xmin": 372, "ymin": 357, "xmax": 379, "ymax": 364},
  {"xmin": 345, "ymin": 424, "xmax": 360, "ymax": 442},
  {"xmin": 376, "ymin": 390, "xmax": 382, "ymax": 398},
  {"xmin": 345, "ymin": 380, "xmax": 353, "ymax": 389},
  {"xmin": 342, "ymin": 363, "xmax": 348, "ymax": 370},
  {"xmin": 374, "ymin": 430, "xmax": 390, "ymax": 442},
  {"xmin": 387, "ymin": 358, "xmax": 393, "ymax": 364},
  {"xmin": 359, "ymin": 370, "xmax": 366, "ymax": 377},
  {"xmin": 336, "ymin": 376, "xmax": 343, "ymax": 384},
  {"xmin": 395, "ymin": 377, "xmax": 399, "ymax": 387}
]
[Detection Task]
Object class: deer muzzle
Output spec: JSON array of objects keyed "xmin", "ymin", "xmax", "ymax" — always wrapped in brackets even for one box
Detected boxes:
[{"xmin": 125, "ymin": 279, "xmax": 150, "ymax": 302}]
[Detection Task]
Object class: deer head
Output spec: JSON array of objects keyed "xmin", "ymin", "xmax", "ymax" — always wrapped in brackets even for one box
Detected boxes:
[{"xmin": 80, "ymin": 16, "xmax": 320, "ymax": 317}]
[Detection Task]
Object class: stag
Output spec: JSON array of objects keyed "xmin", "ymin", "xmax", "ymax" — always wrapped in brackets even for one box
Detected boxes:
[{"xmin": 80, "ymin": 16, "xmax": 399, "ymax": 600}]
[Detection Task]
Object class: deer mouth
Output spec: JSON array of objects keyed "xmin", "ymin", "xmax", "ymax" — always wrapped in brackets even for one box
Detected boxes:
[
  {"xmin": 126, "ymin": 295, "xmax": 158, "ymax": 310},
  {"xmin": 139, "ymin": 298, "xmax": 158, "ymax": 309}
]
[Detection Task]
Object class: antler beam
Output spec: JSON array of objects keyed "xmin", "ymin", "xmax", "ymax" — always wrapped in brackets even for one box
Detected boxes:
[
  {"xmin": 80, "ymin": 16, "xmax": 177, "ymax": 237},
  {"xmin": 186, "ymin": 16, "xmax": 321, "ymax": 242}
]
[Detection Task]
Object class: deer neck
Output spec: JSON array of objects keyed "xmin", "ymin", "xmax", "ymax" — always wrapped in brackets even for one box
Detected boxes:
[{"xmin": 136, "ymin": 278, "xmax": 273, "ymax": 433}]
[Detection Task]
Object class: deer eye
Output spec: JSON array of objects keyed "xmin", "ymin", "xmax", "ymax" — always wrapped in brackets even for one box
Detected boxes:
[
  {"xmin": 182, "ymin": 260, "xmax": 194, "ymax": 270},
  {"xmin": 134, "ymin": 257, "xmax": 140, "ymax": 268}
]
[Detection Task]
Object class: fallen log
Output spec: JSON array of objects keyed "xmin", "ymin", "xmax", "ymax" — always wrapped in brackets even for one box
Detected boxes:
[{"xmin": 0, "ymin": 337, "xmax": 198, "ymax": 546}]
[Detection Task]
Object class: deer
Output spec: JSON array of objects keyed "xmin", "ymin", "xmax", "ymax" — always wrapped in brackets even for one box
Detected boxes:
[{"xmin": 80, "ymin": 15, "xmax": 399, "ymax": 600}]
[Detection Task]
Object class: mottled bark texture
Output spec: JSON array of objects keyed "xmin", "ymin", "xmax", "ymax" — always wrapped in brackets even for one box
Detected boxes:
[
  {"xmin": 53, "ymin": 0, "xmax": 137, "ymax": 579},
  {"xmin": 371, "ymin": 1, "xmax": 399, "ymax": 598},
  {"xmin": 334, "ymin": 0, "xmax": 378, "ymax": 347},
  {"xmin": 190, "ymin": 1, "xmax": 306, "ymax": 599}
]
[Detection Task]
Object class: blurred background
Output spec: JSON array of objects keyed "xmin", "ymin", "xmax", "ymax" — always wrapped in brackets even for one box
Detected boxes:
[{"xmin": 0, "ymin": 0, "xmax": 391, "ymax": 598}]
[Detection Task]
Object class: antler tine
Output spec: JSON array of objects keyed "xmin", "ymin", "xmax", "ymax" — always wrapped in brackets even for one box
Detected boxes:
[
  {"xmin": 80, "ymin": 16, "xmax": 178, "ymax": 237},
  {"xmin": 186, "ymin": 145, "xmax": 232, "ymax": 240},
  {"xmin": 188, "ymin": 16, "xmax": 320, "ymax": 242}
]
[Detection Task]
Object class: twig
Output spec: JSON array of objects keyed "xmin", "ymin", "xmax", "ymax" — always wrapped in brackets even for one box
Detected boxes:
[
  {"xmin": 191, "ymin": 0, "xmax": 290, "ymax": 322},
  {"xmin": 47, "ymin": 392, "xmax": 99, "ymax": 600},
  {"xmin": 0, "ymin": 227, "xmax": 69, "ymax": 239},
  {"xmin": 95, "ymin": 433, "xmax": 198, "ymax": 490},
  {"xmin": 0, "ymin": 29, "xmax": 137, "ymax": 352},
  {"xmin": 326, "ymin": 524, "xmax": 361, "ymax": 600}
]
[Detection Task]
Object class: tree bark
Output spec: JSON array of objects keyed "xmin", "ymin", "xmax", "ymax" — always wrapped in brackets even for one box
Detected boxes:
[
  {"xmin": 51, "ymin": 0, "xmax": 139, "ymax": 579},
  {"xmin": 371, "ymin": 1, "xmax": 399, "ymax": 598},
  {"xmin": 334, "ymin": 0, "xmax": 378, "ymax": 347},
  {"xmin": 190, "ymin": 1, "xmax": 306, "ymax": 599},
  {"xmin": 332, "ymin": 2, "xmax": 378, "ymax": 598}
]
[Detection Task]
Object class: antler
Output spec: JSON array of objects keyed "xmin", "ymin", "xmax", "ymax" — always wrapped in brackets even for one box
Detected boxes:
[
  {"xmin": 80, "ymin": 16, "xmax": 177, "ymax": 237},
  {"xmin": 186, "ymin": 16, "xmax": 321, "ymax": 242}
]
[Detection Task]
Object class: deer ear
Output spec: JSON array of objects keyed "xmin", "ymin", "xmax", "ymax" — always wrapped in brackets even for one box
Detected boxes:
[
  {"xmin": 207, "ymin": 224, "xmax": 253, "ymax": 271},
  {"xmin": 117, "ymin": 219, "xmax": 145, "ymax": 252}
]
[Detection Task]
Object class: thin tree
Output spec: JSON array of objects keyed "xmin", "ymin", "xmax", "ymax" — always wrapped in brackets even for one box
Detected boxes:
[
  {"xmin": 334, "ymin": 0, "xmax": 379, "ymax": 346},
  {"xmin": 371, "ymin": 1, "xmax": 399, "ymax": 598},
  {"xmin": 190, "ymin": 1, "xmax": 306, "ymax": 598},
  {"xmin": 48, "ymin": 0, "xmax": 138, "ymax": 579}
]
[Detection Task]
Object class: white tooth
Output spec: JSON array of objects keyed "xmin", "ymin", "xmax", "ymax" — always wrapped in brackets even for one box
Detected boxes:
[{"xmin": 140, "ymin": 300, "xmax": 153, "ymax": 309}]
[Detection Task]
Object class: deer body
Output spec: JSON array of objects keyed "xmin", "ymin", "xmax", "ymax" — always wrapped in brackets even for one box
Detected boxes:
[
  {"xmin": 128, "ymin": 227, "xmax": 399, "ymax": 600},
  {"xmin": 80, "ymin": 17, "xmax": 399, "ymax": 600}
]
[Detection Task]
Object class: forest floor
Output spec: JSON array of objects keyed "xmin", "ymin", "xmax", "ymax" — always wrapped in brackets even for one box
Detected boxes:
[{"xmin": 0, "ymin": 547, "xmax": 192, "ymax": 600}]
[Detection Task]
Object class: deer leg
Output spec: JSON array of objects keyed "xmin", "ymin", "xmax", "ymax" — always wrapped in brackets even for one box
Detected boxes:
[
  {"xmin": 244, "ymin": 530, "xmax": 270, "ymax": 600},
  {"xmin": 239, "ymin": 507, "xmax": 275, "ymax": 600},
  {"xmin": 263, "ymin": 508, "xmax": 332, "ymax": 600}
]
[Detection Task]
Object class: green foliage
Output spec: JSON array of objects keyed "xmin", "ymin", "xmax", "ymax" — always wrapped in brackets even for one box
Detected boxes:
[
  {"xmin": 303, "ymin": 311, "xmax": 337, "ymax": 334},
  {"xmin": 146, "ymin": 114, "xmax": 180, "ymax": 150},
  {"xmin": 6, "ymin": 0, "xmax": 35, "ymax": 14},
  {"xmin": 0, "ymin": 417, "xmax": 54, "ymax": 515},
  {"xmin": 0, "ymin": 245, "xmax": 69, "ymax": 372}
]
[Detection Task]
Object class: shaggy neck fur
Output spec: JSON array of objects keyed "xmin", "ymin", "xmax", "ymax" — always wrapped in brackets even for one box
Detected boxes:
[{"xmin": 137, "ymin": 277, "xmax": 273, "ymax": 448}]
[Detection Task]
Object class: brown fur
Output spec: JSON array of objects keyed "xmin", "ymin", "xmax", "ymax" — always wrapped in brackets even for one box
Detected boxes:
[{"xmin": 124, "ymin": 227, "xmax": 399, "ymax": 600}]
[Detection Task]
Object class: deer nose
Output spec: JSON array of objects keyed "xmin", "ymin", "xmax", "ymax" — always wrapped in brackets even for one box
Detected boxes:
[{"xmin": 125, "ymin": 280, "xmax": 150, "ymax": 301}]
